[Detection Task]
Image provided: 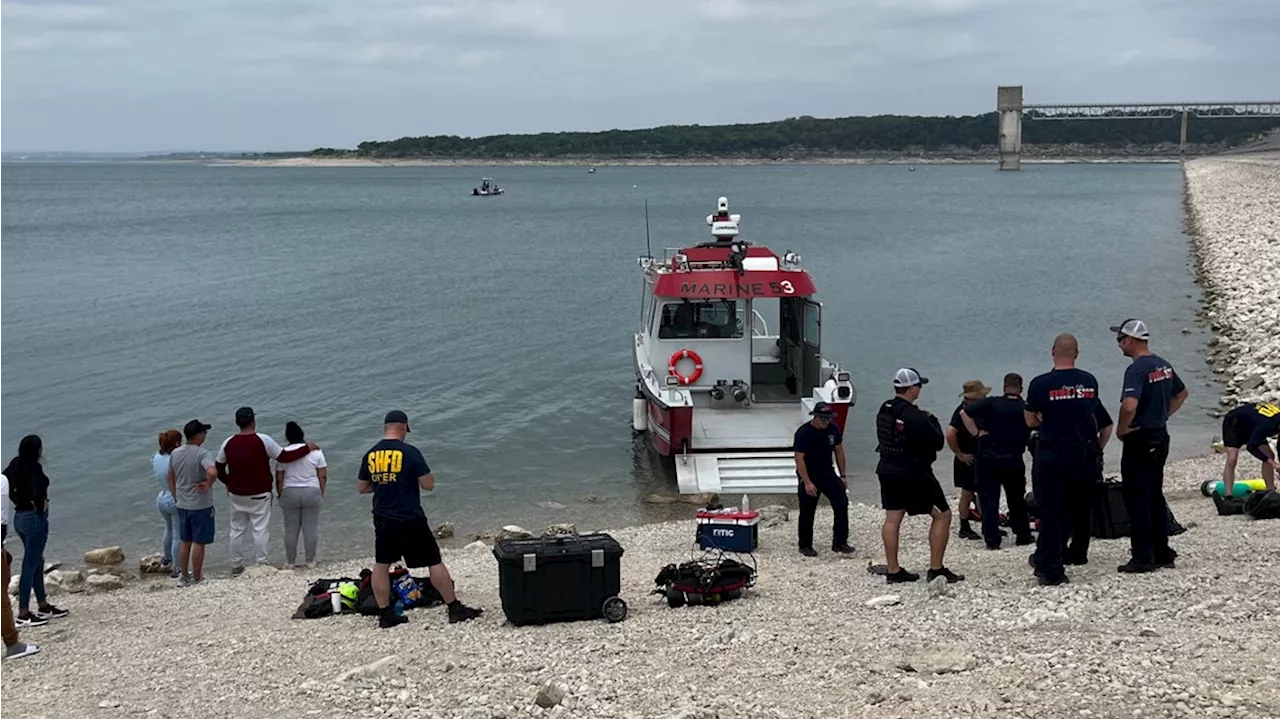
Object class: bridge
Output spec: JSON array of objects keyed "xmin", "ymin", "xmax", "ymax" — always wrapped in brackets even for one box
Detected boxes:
[{"xmin": 996, "ymin": 86, "xmax": 1280, "ymax": 170}]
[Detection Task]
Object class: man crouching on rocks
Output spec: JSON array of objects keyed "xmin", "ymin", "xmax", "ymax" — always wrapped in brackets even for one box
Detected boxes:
[
  {"xmin": 875, "ymin": 368, "xmax": 965, "ymax": 585},
  {"xmin": 358, "ymin": 411, "xmax": 482, "ymax": 629}
]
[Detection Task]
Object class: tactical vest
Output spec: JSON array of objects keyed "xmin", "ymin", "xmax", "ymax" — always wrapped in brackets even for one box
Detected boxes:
[{"xmin": 875, "ymin": 399, "xmax": 909, "ymax": 456}]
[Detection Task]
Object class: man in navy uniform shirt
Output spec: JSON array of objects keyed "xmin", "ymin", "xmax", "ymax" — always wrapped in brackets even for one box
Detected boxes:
[
  {"xmin": 1112, "ymin": 319, "xmax": 1188, "ymax": 574},
  {"xmin": 793, "ymin": 402, "xmax": 852, "ymax": 557},
  {"xmin": 1220, "ymin": 401, "xmax": 1280, "ymax": 496}
]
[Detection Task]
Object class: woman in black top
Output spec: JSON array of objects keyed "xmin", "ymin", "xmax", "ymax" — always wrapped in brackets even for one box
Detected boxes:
[{"xmin": 5, "ymin": 435, "xmax": 68, "ymax": 623}]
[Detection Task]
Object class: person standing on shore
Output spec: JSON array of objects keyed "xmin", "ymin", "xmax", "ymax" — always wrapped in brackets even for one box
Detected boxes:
[
  {"xmin": 1111, "ymin": 319, "xmax": 1188, "ymax": 574},
  {"xmin": 358, "ymin": 411, "xmax": 482, "ymax": 628},
  {"xmin": 960, "ymin": 373, "xmax": 1033, "ymax": 550},
  {"xmin": 947, "ymin": 380, "xmax": 989, "ymax": 541},
  {"xmin": 215, "ymin": 407, "xmax": 315, "ymax": 574},
  {"xmin": 2, "ymin": 472, "xmax": 42, "ymax": 661},
  {"xmin": 875, "ymin": 369, "xmax": 964, "ymax": 585},
  {"xmin": 153, "ymin": 429, "xmax": 184, "ymax": 578},
  {"xmin": 1220, "ymin": 402, "xmax": 1280, "ymax": 495},
  {"xmin": 275, "ymin": 421, "xmax": 326, "ymax": 569},
  {"xmin": 5, "ymin": 435, "xmax": 69, "ymax": 624},
  {"xmin": 1025, "ymin": 334, "xmax": 1109, "ymax": 586},
  {"xmin": 793, "ymin": 401, "xmax": 853, "ymax": 557},
  {"xmin": 169, "ymin": 420, "xmax": 219, "ymax": 586}
]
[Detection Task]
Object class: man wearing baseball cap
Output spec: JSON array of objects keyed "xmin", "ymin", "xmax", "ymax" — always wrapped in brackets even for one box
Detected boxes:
[
  {"xmin": 358, "ymin": 410, "xmax": 482, "ymax": 628},
  {"xmin": 874, "ymin": 368, "xmax": 964, "ymax": 584},
  {"xmin": 1111, "ymin": 319, "xmax": 1188, "ymax": 573},
  {"xmin": 793, "ymin": 401, "xmax": 852, "ymax": 557}
]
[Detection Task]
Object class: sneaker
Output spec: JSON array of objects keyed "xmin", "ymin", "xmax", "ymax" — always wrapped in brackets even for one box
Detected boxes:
[
  {"xmin": 35, "ymin": 605, "xmax": 69, "ymax": 620},
  {"xmin": 957, "ymin": 527, "xmax": 982, "ymax": 541},
  {"xmin": 3, "ymin": 642, "xmax": 40, "ymax": 661},
  {"xmin": 378, "ymin": 613, "xmax": 409, "ymax": 629},
  {"xmin": 14, "ymin": 614, "xmax": 48, "ymax": 629},
  {"xmin": 799, "ymin": 546, "xmax": 819, "ymax": 557},
  {"xmin": 447, "ymin": 603, "xmax": 484, "ymax": 624},
  {"xmin": 1117, "ymin": 561, "xmax": 1158, "ymax": 574},
  {"xmin": 927, "ymin": 567, "xmax": 965, "ymax": 584},
  {"xmin": 231, "ymin": 566, "xmax": 245, "ymax": 576},
  {"xmin": 831, "ymin": 544, "xmax": 856, "ymax": 555},
  {"xmin": 1037, "ymin": 573, "xmax": 1070, "ymax": 586},
  {"xmin": 885, "ymin": 569, "xmax": 920, "ymax": 584}
]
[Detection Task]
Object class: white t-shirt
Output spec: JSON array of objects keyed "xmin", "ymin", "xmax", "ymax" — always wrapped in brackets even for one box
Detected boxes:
[{"xmin": 277, "ymin": 443, "xmax": 326, "ymax": 489}]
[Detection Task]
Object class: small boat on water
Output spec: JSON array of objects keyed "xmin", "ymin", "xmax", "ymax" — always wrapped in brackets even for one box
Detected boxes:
[
  {"xmin": 472, "ymin": 178, "xmax": 504, "ymax": 196},
  {"xmin": 632, "ymin": 197, "xmax": 856, "ymax": 495},
  {"xmin": 587, "ymin": 167, "xmax": 597, "ymax": 174}
]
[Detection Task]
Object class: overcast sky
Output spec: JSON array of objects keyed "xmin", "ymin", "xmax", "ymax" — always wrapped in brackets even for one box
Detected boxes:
[{"xmin": 2, "ymin": 0, "xmax": 1277, "ymax": 152}]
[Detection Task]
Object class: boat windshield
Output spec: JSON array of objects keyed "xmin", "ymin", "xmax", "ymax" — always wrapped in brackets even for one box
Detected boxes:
[{"xmin": 658, "ymin": 300, "xmax": 744, "ymax": 340}]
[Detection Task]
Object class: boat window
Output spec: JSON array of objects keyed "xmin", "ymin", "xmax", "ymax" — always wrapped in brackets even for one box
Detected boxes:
[
  {"xmin": 803, "ymin": 301, "xmax": 820, "ymax": 347},
  {"xmin": 658, "ymin": 300, "xmax": 745, "ymax": 340}
]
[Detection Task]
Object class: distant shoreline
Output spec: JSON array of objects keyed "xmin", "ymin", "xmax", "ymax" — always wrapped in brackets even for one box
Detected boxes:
[{"xmin": 206, "ymin": 155, "xmax": 1191, "ymax": 168}]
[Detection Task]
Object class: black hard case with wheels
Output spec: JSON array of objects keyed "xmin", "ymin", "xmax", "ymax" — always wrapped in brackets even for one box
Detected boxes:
[{"xmin": 492, "ymin": 533, "xmax": 626, "ymax": 626}]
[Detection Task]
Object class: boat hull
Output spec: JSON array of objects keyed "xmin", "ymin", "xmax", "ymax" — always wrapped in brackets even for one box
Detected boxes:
[{"xmin": 640, "ymin": 391, "xmax": 693, "ymax": 457}]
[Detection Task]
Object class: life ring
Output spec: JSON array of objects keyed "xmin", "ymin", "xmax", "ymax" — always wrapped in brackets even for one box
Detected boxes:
[{"xmin": 668, "ymin": 349, "xmax": 704, "ymax": 385}]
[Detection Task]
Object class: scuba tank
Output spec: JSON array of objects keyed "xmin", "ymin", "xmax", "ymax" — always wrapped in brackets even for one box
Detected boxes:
[{"xmin": 1200, "ymin": 478, "xmax": 1268, "ymax": 498}]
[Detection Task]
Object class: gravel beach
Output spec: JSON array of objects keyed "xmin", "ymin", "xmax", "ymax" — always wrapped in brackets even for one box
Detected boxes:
[
  {"xmin": 1184, "ymin": 152, "xmax": 1280, "ymax": 406},
  {"xmin": 2, "ymin": 454, "xmax": 1277, "ymax": 719}
]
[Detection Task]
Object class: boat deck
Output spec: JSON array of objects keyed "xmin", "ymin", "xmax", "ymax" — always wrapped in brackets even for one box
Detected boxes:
[{"xmin": 692, "ymin": 405, "xmax": 801, "ymax": 450}]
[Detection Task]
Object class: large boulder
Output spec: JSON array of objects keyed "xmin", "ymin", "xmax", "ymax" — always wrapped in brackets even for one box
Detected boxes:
[
  {"xmin": 434, "ymin": 522, "xmax": 455, "ymax": 539},
  {"xmin": 140, "ymin": 554, "xmax": 169, "ymax": 574},
  {"xmin": 757, "ymin": 505, "xmax": 790, "ymax": 527},
  {"xmin": 86, "ymin": 574, "xmax": 125, "ymax": 593},
  {"xmin": 84, "ymin": 546, "xmax": 125, "ymax": 566}
]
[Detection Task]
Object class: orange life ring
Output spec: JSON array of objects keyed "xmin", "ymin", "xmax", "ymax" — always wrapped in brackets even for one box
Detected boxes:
[{"xmin": 668, "ymin": 349, "xmax": 704, "ymax": 385}]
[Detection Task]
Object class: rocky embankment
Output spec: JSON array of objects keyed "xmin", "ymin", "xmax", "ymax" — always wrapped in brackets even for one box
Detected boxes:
[
  {"xmin": 2, "ymin": 455, "xmax": 1277, "ymax": 719},
  {"xmin": 1184, "ymin": 153, "xmax": 1280, "ymax": 407}
]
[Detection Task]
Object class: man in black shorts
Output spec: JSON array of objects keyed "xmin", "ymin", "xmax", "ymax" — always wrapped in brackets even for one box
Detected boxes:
[
  {"xmin": 358, "ymin": 411, "xmax": 482, "ymax": 628},
  {"xmin": 1221, "ymin": 402, "xmax": 1280, "ymax": 495},
  {"xmin": 947, "ymin": 379, "xmax": 990, "ymax": 540},
  {"xmin": 875, "ymin": 368, "xmax": 964, "ymax": 585}
]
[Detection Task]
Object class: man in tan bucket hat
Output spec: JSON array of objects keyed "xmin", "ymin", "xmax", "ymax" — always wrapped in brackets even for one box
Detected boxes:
[{"xmin": 947, "ymin": 379, "xmax": 991, "ymax": 540}]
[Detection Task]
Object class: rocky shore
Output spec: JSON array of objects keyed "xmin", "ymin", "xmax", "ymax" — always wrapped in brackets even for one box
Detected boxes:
[
  {"xmin": 1184, "ymin": 153, "xmax": 1280, "ymax": 407},
  {"xmin": 2, "ymin": 454, "xmax": 1277, "ymax": 719}
]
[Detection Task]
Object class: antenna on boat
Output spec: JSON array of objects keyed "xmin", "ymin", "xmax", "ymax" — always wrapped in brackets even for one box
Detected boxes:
[{"xmin": 644, "ymin": 199, "xmax": 653, "ymax": 258}]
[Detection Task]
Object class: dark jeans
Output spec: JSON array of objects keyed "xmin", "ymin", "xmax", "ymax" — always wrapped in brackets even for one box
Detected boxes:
[
  {"xmin": 797, "ymin": 474, "xmax": 849, "ymax": 548},
  {"xmin": 13, "ymin": 510, "xmax": 49, "ymax": 611},
  {"xmin": 1031, "ymin": 445, "xmax": 1095, "ymax": 578},
  {"xmin": 976, "ymin": 458, "xmax": 1031, "ymax": 547},
  {"xmin": 1121, "ymin": 429, "xmax": 1172, "ymax": 565}
]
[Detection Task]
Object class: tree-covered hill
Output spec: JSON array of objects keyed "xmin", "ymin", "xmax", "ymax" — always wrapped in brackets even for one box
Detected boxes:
[{"xmin": 312, "ymin": 111, "xmax": 1280, "ymax": 160}]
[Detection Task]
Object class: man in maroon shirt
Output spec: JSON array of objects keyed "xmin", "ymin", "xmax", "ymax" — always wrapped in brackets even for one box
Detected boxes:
[{"xmin": 216, "ymin": 407, "xmax": 315, "ymax": 573}]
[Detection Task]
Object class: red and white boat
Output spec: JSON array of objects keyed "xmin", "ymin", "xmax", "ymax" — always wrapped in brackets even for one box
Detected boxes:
[{"xmin": 633, "ymin": 197, "xmax": 856, "ymax": 495}]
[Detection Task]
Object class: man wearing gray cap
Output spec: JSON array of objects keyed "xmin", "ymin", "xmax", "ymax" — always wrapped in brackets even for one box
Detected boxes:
[
  {"xmin": 1111, "ymin": 319, "xmax": 1188, "ymax": 574},
  {"xmin": 874, "ymin": 368, "xmax": 964, "ymax": 584}
]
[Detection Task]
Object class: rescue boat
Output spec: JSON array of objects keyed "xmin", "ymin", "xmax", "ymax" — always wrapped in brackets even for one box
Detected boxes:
[{"xmin": 632, "ymin": 197, "xmax": 856, "ymax": 495}]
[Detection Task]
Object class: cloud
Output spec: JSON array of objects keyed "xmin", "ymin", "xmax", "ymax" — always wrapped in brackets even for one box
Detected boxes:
[{"xmin": 1, "ymin": 0, "xmax": 1276, "ymax": 151}]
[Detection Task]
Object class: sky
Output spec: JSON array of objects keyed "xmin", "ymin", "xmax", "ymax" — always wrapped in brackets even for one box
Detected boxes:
[{"xmin": 2, "ymin": 0, "xmax": 1278, "ymax": 152}]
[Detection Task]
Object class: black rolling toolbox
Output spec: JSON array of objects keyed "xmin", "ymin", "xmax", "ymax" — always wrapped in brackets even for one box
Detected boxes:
[{"xmin": 492, "ymin": 533, "xmax": 627, "ymax": 626}]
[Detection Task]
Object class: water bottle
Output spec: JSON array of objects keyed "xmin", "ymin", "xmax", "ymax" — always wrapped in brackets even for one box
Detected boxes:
[{"xmin": 741, "ymin": 494, "xmax": 750, "ymax": 513}]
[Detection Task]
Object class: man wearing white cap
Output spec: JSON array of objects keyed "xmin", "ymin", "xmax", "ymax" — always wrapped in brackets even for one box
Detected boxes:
[
  {"xmin": 874, "ymin": 368, "xmax": 964, "ymax": 585},
  {"xmin": 1111, "ymin": 319, "xmax": 1188, "ymax": 574}
]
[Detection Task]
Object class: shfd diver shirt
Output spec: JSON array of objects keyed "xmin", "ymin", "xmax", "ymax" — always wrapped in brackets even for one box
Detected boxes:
[
  {"xmin": 359, "ymin": 439, "xmax": 430, "ymax": 521},
  {"xmin": 1025, "ymin": 369, "xmax": 1105, "ymax": 447},
  {"xmin": 1121, "ymin": 354, "xmax": 1186, "ymax": 431},
  {"xmin": 793, "ymin": 421, "xmax": 843, "ymax": 479}
]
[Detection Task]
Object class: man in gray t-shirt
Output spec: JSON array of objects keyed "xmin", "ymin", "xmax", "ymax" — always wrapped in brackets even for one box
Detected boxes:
[{"xmin": 166, "ymin": 420, "xmax": 218, "ymax": 584}]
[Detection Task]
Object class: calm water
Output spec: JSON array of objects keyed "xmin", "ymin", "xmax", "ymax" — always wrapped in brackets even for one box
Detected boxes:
[{"xmin": 1, "ymin": 162, "xmax": 1222, "ymax": 565}]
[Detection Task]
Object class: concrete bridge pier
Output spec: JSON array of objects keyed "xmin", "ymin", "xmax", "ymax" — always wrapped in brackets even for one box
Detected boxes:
[{"xmin": 997, "ymin": 85, "xmax": 1023, "ymax": 170}]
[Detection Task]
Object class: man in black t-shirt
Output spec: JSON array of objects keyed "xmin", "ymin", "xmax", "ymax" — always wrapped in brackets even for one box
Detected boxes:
[
  {"xmin": 875, "ymin": 368, "xmax": 964, "ymax": 585},
  {"xmin": 1025, "ymin": 335, "xmax": 1111, "ymax": 586},
  {"xmin": 357, "ymin": 411, "xmax": 482, "ymax": 628},
  {"xmin": 1112, "ymin": 319, "xmax": 1188, "ymax": 573},
  {"xmin": 947, "ymin": 380, "xmax": 989, "ymax": 541},
  {"xmin": 1219, "ymin": 402, "xmax": 1279, "ymax": 497},
  {"xmin": 960, "ymin": 373, "xmax": 1033, "ymax": 549},
  {"xmin": 793, "ymin": 402, "xmax": 852, "ymax": 556}
]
